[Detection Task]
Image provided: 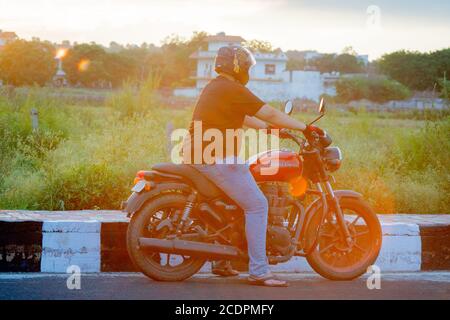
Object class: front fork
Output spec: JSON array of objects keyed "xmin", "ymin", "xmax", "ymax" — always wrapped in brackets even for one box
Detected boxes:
[{"xmin": 319, "ymin": 182, "xmax": 353, "ymax": 246}]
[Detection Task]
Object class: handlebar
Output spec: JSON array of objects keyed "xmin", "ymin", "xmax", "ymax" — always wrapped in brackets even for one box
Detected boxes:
[
  {"xmin": 279, "ymin": 129, "xmax": 306, "ymax": 147},
  {"xmin": 279, "ymin": 128, "xmax": 324, "ymax": 152}
]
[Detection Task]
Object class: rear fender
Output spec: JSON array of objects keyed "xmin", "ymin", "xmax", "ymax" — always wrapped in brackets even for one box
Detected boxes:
[{"xmin": 123, "ymin": 182, "xmax": 192, "ymax": 217}]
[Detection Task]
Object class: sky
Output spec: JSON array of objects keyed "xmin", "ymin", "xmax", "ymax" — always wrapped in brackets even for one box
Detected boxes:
[{"xmin": 0, "ymin": 0, "xmax": 449, "ymax": 60}]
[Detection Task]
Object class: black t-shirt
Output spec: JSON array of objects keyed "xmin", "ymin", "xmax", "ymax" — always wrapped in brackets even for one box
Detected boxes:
[{"xmin": 185, "ymin": 76, "xmax": 265, "ymax": 164}]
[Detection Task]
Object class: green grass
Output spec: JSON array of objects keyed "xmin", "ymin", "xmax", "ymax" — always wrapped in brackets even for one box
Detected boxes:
[{"xmin": 0, "ymin": 87, "xmax": 449, "ymax": 213}]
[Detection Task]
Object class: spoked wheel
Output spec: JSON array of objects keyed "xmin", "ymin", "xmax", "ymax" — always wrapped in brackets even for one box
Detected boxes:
[
  {"xmin": 127, "ymin": 194, "xmax": 206, "ymax": 281},
  {"xmin": 305, "ymin": 197, "xmax": 382, "ymax": 280}
]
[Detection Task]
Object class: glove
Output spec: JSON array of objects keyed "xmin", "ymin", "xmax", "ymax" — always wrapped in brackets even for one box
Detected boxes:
[{"xmin": 303, "ymin": 125, "xmax": 324, "ymax": 139}]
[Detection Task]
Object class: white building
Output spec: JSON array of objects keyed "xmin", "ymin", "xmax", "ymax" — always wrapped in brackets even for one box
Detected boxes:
[{"xmin": 174, "ymin": 33, "xmax": 336, "ymax": 102}]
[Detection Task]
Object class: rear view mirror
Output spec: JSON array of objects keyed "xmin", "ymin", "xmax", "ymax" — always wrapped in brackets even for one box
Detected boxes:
[
  {"xmin": 308, "ymin": 98, "xmax": 326, "ymax": 126},
  {"xmin": 284, "ymin": 100, "xmax": 293, "ymax": 115},
  {"xmin": 319, "ymin": 98, "xmax": 326, "ymax": 114}
]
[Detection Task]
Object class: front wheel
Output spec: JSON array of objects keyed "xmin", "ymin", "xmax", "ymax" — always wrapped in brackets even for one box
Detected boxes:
[{"xmin": 305, "ymin": 197, "xmax": 382, "ymax": 280}]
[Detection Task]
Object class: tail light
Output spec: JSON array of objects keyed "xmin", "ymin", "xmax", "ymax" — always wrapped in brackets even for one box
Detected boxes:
[
  {"xmin": 133, "ymin": 170, "xmax": 151, "ymax": 191},
  {"xmin": 134, "ymin": 170, "xmax": 146, "ymax": 184}
]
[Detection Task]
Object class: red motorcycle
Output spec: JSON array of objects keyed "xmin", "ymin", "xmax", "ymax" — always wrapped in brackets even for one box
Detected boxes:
[{"xmin": 124, "ymin": 99, "xmax": 382, "ymax": 281}]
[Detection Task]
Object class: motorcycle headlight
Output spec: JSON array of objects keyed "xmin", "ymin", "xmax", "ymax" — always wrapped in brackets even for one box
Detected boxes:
[
  {"xmin": 323, "ymin": 147, "xmax": 342, "ymax": 172},
  {"xmin": 319, "ymin": 132, "xmax": 333, "ymax": 148}
]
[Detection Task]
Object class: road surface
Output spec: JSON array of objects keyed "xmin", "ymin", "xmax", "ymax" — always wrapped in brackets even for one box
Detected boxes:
[{"xmin": 0, "ymin": 272, "xmax": 449, "ymax": 300}]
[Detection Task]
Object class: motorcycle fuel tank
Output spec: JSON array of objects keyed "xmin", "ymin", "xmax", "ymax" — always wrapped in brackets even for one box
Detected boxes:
[{"xmin": 248, "ymin": 150, "xmax": 303, "ymax": 182}]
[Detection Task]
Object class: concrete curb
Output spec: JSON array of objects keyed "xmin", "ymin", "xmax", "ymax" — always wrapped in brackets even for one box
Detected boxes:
[{"xmin": 0, "ymin": 211, "xmax": 448, "ymax": 273}]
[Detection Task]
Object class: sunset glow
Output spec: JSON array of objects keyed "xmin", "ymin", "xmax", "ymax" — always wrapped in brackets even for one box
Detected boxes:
[{"xmin": 1, "ymin": 0, "xmax": 449, "ymax": 59}]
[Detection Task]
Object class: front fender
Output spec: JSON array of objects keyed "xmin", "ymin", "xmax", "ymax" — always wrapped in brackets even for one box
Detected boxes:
[
  {"xmin": 123, "ymin": 182, "xmax": 192, "ymax": 217},
  {"xmin": 300, "ymin": 190, "xmax": 362, "ymax": 244},
  {"xmin": 332, "ymin": 190, "xmax": 362, "ymax": 200},
  {"xmin": 305, "ymin": 189, "xmax": 362, "ymax": 217}
]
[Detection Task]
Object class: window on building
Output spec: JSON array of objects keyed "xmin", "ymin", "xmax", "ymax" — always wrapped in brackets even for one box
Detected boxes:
[
  {"xmin": 204, "ymin": 64, "xmax": 212, "ymax": 77},
  {"xmin": 265, "ymin": 64, "xmax": 276, "ymax": 75}
]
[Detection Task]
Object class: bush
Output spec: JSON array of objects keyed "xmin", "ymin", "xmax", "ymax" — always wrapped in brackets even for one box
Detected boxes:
[
  {"xmin": 106, "ymin": 73, "xmax": 161, "ymax": 118},
  {"xmin": 0, "ymin": 89, "xmax": 173, "ymax": 209},
  {"xmin": 0, "ymin": 90, "xmax": 71, "ymax": 184},
  {"xmin": 336, "ymin": 77, "xmax": 411, "ymax": 103},
  {"xmin": 395, "ymin": 117, "xmax": 449, "ymax": 168}
]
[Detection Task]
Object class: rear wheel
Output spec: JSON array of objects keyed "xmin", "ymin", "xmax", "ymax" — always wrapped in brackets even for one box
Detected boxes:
[
  {"xmin": 127, "ymin": 194, "xmax": 206, "ymax": 281},
  {"xmin": 305, "ymin": 197, "xmax": 382, "ymax": 280}
]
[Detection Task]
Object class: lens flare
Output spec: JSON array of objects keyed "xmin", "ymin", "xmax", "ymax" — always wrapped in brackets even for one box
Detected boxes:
[
  {"xmin": 289, "ymin": 176, "xmax": 308, "ymax": 197},
  {"xmin": 78, "ymin": 59, "xmax": 90, "ymax": 72},
  {"xmin": 55, "ymin": 48, "xmax": 67, "ymax": 59}
]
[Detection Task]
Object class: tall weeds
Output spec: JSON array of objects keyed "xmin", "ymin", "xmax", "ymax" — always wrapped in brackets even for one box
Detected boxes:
[
  {"xmin": 106, "ymin": 73, "xmax": 161, "ymax": 119},
  {"xmin": 0, "ymin": 87, "xmax": 448, "ymax": 213}
]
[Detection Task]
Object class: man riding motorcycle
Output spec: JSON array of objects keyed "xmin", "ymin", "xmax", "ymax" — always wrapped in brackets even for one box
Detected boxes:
[{"xmin": 183, "ymin": 46, "xmax": 323, "ymax": 287}]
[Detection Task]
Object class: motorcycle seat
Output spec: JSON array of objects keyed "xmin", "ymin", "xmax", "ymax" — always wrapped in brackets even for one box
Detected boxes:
[{"xmin": 152, "ymin": 163, "xmax": 222, "ymax": 199}]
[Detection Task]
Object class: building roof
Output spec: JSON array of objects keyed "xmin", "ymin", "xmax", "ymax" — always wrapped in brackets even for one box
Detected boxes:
[
  {"xmin": 253, "ymin": 52, "xmax": 288, "ymax": 61},
  {"xmin": 0, "ymin": 31, "xmax": 18, "ymax": 40},
  {"xmin": 204, "ymin": 34, "xmax": 245, "ymax": 43},
  {"xmin": 189, "ymin": 51, "xmax": 217, "ymax": 59},
  {"xmin": 190, "ymin": 50, "xmax": 288, "ymax": 62}
]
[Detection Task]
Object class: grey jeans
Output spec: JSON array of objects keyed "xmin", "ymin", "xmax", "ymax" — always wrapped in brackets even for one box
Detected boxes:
[{"xmin": 193, "ymin": 162, "xmax": 269, "ymax": 277}]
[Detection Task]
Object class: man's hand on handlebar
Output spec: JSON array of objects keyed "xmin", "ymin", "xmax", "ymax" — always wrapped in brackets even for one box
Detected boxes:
[
  {"xmin": 303, "ymin": 125, "xmax": 324, "ymax": 140},
  {"xmin": 266, "ymin": 123, "xmax": 325, "ymax": 146}
]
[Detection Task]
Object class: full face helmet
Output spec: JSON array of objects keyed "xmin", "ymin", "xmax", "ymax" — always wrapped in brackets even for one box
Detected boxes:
[{"xmin": 214, "ymin": 46, "xmax": 256, "ymax": 85}]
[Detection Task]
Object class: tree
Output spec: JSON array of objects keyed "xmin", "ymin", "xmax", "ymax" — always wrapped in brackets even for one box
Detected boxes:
[
  {"xmin": 431, "ymin": 49, "xmax": 450, "ymax": 80},
  {"xmin": 116, "ymin": 45, "xmax": 155, "ymax": 82},
  {"xmin": 334, "ymin": 54, "xmax": 364, "ymax": 73},
  {"xmin": 377, "ymin": 50, "xmax": 435, "ymax": 90},
  {"xmin": 342, "ymin": 46, "xmax": 357, "ymax": 56},
  {"xmin": 286, "ymin": 58, "xmax": 306, "ymax": 71},
  {"xmin": 244, "ymin": 39, "xmax": 274, "ymax": 53},
  {"xmin": 63, "ymin": 42, "xmax": 165, "ymax": 88},
  {"xmin": 285, "ymin": 50, "xmax": 307, "ymax": 71},
  {"xmin": 310, "ymin": 54, "xmax": 336, "ymax": 73},
  {"xmin": 61, "ymin": 31, "xmax": 209, "ymax": 89},
  {"xmin": 158, "ymin": 31, "xmax": 208, "ymax": 87},
  {"xmin": 377, "ymin": 48, "xmax": 450, "ymax": 91},
  {"xmin": 0, "ymin": 39, "xmax": 56, "ymax": 86},
  {"xmin": 438, "ymin": 73, "xmax": 449, "ymax": 100},
  {"xmin": 104, "ymin": 52, "xmax": 136, "ymax": 87},
  {"xmin": 309, "ymin": 53, "xmax": 364, "ymax": 73},
  {"xmin": 63, "ymin": 43, "xmax": 109, "ymax": 87}
]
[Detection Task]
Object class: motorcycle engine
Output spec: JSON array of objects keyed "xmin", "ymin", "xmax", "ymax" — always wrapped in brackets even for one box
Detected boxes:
[{"xmin": 260, "ymin": 182, "xmax": 293, "ymax": 256}]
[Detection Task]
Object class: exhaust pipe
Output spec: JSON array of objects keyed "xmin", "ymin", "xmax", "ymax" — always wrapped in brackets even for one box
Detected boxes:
[{"xmin": 138, "ymin": 237, "xmax": 241, "ymax": 260}]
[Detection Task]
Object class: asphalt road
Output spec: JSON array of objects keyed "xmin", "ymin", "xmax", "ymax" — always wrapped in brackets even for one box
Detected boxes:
[{"xmin": 0, "ymin": 272, "xmax": 449, "ymax": 300}]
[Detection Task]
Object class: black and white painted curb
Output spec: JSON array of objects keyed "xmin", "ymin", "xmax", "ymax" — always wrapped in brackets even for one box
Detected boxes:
[{"xmin": 0, "ymin": 211, "xmax": 448, "ymax": 273}]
